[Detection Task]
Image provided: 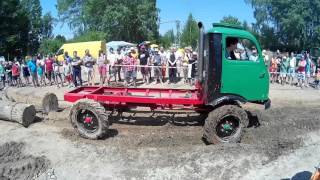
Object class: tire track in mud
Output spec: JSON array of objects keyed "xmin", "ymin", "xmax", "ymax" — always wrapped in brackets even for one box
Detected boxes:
[{"xmin": 0, "ymin": 142, "xmax": 50, "ymax": 180}]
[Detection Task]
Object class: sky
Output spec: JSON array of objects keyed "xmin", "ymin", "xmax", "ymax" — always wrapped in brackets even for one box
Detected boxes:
[{"xmin": 40, "ymin": 0, "xmax": 255, "ymax": 39}]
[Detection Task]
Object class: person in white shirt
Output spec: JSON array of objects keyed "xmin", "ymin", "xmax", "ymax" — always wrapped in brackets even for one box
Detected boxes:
[
  {"xmin": 159, "ymin": 47, "xmax": 167, "ymax": 82},
  {"xmin": 249, "ymin": 47, "xmax": 259, "ymax": 62},
  {"xmin": 107, "ymin": 48, "xmax": 117, "ymax": 83}
]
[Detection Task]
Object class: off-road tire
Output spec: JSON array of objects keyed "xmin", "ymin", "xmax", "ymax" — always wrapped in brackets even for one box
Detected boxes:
[
  {"xmin": 203, "ymin": 105, "xmax": 248, "ymax": 144},
  {"xmin": 69, "ymin": 99, "xmax": 109, "ymax": 140}
]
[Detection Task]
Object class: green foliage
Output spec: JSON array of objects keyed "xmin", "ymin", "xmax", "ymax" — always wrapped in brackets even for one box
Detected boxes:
[
  {"xmin": 220, "ymin": 15, "xmax": 242, "ymax": 26},
  {"xmin": 41, "ymin": 12, "xmax": 55, "ymax": 39},
  {"xmin": 69, "ymin": 31, "xmax": 107, "ymax": 43},
  {"xmin": 38, "ymin": 36, "xmax": 66, "ymax": 55},
  {"xmin": 246, "ymin": 0, "xmax": 320, "ymax": 51},
  {"xmin": 57, "ymin": 0, "xmax": 159, "ymax": 43},
  {"xmin": 180, "ymin": 13, "xmax": 199, "ymax": 49},
  {"xmin": 0, "ymin": 0, "xmax": 30, "ymax": 59},
  {"xmin": 160, "ymin": 29, "xmax": 175, "ymax": 48},
  {"xmin": 21, "ymin": 0, "xmax": 42, "ymax": 55}
]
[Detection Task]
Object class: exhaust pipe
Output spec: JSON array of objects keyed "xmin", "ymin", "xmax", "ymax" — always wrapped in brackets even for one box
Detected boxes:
[{"xmin": 197, "ymin": 22, "xmax": 205, "ymax": 82}]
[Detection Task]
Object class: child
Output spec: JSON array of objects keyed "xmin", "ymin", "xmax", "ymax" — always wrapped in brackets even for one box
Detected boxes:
[
  {"xmin": 37, "ymin": 61, "xmax": 46, "ymax": 86},
  {"xmin": 53, "ymin": 60, "xmax": 64, "ymax": 88},
  {"xmin": 11, "ymin": 62, "xmax": 21, "ymax": 87},
  {"xmin": 63, "ymin": 60, "xmax": 72, "ymax": 87}
]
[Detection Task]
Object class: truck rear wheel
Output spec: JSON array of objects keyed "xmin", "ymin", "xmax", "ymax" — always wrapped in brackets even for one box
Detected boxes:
[
  {"xmin": 69, "ymin": 99, "xmax": 109, "ymax": 140},
  {"xmin": 203, "ymin": 105, "xmax": 248, "ymax": 144}
]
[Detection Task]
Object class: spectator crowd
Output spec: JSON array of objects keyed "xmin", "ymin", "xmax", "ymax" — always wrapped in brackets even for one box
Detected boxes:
[
  {"xmin": 0, "ymin": 45, "xmax": 198, "ymax": 89},
  {"xmin": 266, "ymin": 50, "xmax": 320, "ymax": 88}
]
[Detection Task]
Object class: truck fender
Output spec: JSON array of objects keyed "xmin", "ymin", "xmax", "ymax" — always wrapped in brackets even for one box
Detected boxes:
[{"xmin": 207, "ymin": 95, "xmax": 247, "ymax": 108}]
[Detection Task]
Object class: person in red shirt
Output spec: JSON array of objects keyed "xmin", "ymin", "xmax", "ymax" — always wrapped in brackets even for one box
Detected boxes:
[
  {"xmin": 11, "ymin": 61, "xmax": 22, "ymax": 87},
  {"xmin": 123, "ymin": 52, "xmax": 137, "ymax": 87},
  {"xmin": 45, "ymin": 54, "xmax": 54, "ymax": 85}
]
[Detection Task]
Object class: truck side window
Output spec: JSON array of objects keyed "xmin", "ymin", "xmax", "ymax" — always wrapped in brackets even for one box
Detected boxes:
[{"xmin": 226, "ymin": 37, "xmax": 259, "ymax": 62}]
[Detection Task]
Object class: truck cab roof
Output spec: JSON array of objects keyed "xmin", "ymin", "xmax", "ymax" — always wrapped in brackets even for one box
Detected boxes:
[{"xmin": 207, "ymin": 23, "xmax": 256, "ymax": 40}]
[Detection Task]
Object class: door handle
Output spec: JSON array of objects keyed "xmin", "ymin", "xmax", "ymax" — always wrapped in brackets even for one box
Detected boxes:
[{"xmin": 259, "ymin": 73, "xmax": 266, "ymax": 78}]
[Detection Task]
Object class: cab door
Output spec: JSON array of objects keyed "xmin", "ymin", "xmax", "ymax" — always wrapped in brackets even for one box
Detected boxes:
[{"xmin": 220, "ymin": 35, "xmax": 269, "ymax": 101}]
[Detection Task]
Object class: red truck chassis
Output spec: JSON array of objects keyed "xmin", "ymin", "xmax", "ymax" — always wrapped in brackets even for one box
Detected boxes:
[{"xmin": 64, "ymin": 86, "xmax": 205, "ymax": 110}]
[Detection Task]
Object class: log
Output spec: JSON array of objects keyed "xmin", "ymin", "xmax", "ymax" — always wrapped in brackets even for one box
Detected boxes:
[
  {"xmin": 4, "ymin": 87, "xmax": 59, "ymax": 113},
  {"xmin": 0, "ymin": 101, "xmax": 36, "ymax": 127}
]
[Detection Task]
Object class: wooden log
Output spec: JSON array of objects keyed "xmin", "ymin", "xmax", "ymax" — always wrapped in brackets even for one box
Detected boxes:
[
  {"xmin": 4, "ymin": 87, "xmax": 59, "ymax": 113},
  {"xmin": 0, "ymin": 101, "xmax": 36, "ymax": 127}
]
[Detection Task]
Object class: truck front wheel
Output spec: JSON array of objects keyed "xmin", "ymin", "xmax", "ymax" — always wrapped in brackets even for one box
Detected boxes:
[
  {"xmin": 69, "ymin": 99, "xmax": 109, "ymax": 140},
  {"xmin": 203, "ymin": 105, "xmax": 248, "ymax": 144}
]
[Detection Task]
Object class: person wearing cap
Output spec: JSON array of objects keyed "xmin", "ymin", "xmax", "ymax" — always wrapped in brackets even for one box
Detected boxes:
[{"xmin": 139, "ymin": 45, "xmax": 150, "ymax": 84}]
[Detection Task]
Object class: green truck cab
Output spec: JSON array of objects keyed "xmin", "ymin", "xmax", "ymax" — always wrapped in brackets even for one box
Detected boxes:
[{"xmin": 198, "ymin": 23, "xmax": 270, "ymax": 144}]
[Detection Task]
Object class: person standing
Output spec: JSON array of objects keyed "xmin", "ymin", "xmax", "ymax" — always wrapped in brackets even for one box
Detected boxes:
[
  {"xmin": 123, "ymin": 51, "xmax": 137, "ymax": 87},
  {"xmin": 5, "ymin": 61, "xmax": 13, "ymax": 86},
  {"xmin": 28, "ymin": 57, "xmax": 39, "ymax": 87},
  {"xmin": 152, "ymin": 50, "xmax": 162, "ymax": 84},
  {"xmin": 297, "ymin": 56, "xmax": 307, "ymax": 88},
  {"xmin": 115, "ymin": 48, "xmax": 123, "ymax": 82},
  {"xmin": 107, "ymin": 48, "xmax": 117, "ymax": 83},
  {"xmin": 11, "ymin": 61, "xmax": 21, "ymax": 87},
  {"xmin": 188, "ymin": 52, "xmax": 198, "ymax": 86},
  {"xmin": 97, "ymin": 50, "xmax": 107, "ymax": 86},
  {"xmin": 45, "ymin": 55, "xmax": 54, "ymax": 85},
  {"xmin": 159, "ymin": 47, "xmax": 167, "ymax": 82},
  {"xmin": 21, "ymin": 60, "xmax": 30, "ymax": 86},
  {"xmin": 71, "ymin": 51, "xmax": 82, "ymax": 87},
  {"xmin": 37, "ymin": 59, "xmax": 46, "ymax": 86},
  {"xmin": 288, "ymin": 52, "xmax": 296, "ymax": 86},
  {"xmin": 83, "ymin": 49, "xmax": 95, "ymax": 86},
  {"xmin": 279, "ymin": 56, "xmax": 288, "ymax": 85},
  {"xmin": 0, "ymin": 62, "xmax": 5, "ymax": 88},
  {"xmin": 168, "ymin": 48, "xmax": 177, "ymax": 84},
  {"xmin": 63, "ymin": 60, "xmax": 72, "ymax": 87},
  {"xmin": 305, "ymin": 53, "xmax": 312, "ymax": 87},
  {"xmin": 183, "ymin": 48, "xmax": 192, "ymax": 84},
  {"xmin": 53, "ymin": 59, "xmax": 64, "ymax": 88},
  {"xmin": 139, "ymin": 46, "xmax": 150, "ymax": 84}
]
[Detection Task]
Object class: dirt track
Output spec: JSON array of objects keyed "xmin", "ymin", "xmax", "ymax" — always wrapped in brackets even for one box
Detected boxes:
[{"xmin": 0, "ymin": 84, "xmax": 320, "ymax": 179}]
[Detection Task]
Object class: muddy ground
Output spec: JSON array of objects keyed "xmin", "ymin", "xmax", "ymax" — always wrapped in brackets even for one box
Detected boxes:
[{"xmin": 0, "ymin": 84, "xmax": 320, "ymax": 180}]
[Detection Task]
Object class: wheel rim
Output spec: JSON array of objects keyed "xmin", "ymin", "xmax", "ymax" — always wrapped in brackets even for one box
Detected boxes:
[
  {"xmin": 76, "ymin": 109, "xmax": 99, "ymax": 133},
  {"xmin": 215, "ymin": 115, "xmax": 240, "ymax": 140}
]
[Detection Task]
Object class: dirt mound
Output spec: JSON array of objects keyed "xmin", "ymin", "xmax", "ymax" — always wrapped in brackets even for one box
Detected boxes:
[{"xmin": 0, "ymin": 142, "xmax": 50, "ymax": 180}]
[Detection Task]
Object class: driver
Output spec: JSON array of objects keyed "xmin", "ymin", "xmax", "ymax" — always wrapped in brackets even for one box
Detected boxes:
[{"xmin": 226, "ymin": 37, "xmax": 239, "ymax": 60}]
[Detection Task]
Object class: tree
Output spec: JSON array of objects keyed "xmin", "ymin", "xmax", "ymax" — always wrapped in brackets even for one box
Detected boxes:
[
  {"xmin": 69, "ymin": 31, "xmax": 107, "ymax": 43},
  {"xmin": 41, "ymin": 12, "xmax": 55, "ymax": 39},
  {"xmin": 246, "ymin": 0, "xmax": 320, "ymax": 51},
  {"xmin": 180, "ymin": 13, "xmax": 199, "ymax": 49},
  {"xmin": 21, "ymin": 0, "xmax": 42, "ymax": 55},
  {"xmin": 38, "ymin": 35, "xmax": 66, "ymax": 55},
  {"xmin": 0, "ymin": 0, "xmax": 30, "ymax": 59},
  {"xmin": 57, "ymin": 0, "xmax": 159, "ymax": 43},
  {"xmin": 160, "ymin": 29, "xmax": 175, "ymax": 48},
  {"xmin": 220, "ymin": 15, "xmax": 242, "ymax": 26}
]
